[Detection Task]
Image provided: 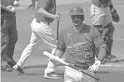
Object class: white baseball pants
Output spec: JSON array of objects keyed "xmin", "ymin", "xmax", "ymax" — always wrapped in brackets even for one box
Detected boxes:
[
  {"xmin": 90, "ymin": 4, "xmax": 112, "ymax": 27},
  {"xmin": 16, "ymin": 18, "xmax": 56, "ymax": 73}
]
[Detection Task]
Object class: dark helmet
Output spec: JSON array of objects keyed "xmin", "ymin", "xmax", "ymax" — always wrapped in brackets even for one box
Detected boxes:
[{"xmin": 69, "ymin": 6, "xmax": 84, "ymax": 16}]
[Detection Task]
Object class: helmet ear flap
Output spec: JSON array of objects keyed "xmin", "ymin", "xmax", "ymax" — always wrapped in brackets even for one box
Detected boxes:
[{"xmin": 81, "ymin": 15, "xmax": 85, "ymax": 21}]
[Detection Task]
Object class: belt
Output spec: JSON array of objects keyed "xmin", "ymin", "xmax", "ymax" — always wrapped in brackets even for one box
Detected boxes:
[
  {"xmin": 93, "ymin": 22, "xmax": 112, "ymax": 29},
  {"xmin": 35, "ymin": 18, "xmax": 49, "ymax": 25},
  {"xmin": 73, "ymin": 63, "xmax": 90, "ymax": 70}
]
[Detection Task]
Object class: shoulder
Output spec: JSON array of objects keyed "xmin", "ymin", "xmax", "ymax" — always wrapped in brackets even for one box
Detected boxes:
[
  {"xmin": 83, "ymin": 24, "xmax": 94, "ymax": 37},
  {"xmin": 84, "ymin": 24, "xmax": 92, "ymax": 32},
  {"xmin": 61, "ymin": 25, "xmax": 72, "ymax": 34}
]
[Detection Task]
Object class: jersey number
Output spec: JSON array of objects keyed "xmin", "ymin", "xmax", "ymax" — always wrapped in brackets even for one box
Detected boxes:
[{"xmin": 85, "ymin": 51, "xmax": 93, "ymax": 58}]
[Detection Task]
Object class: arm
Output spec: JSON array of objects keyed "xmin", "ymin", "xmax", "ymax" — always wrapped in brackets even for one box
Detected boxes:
[
  {"xmin": 38, "ymin": 8, "xmax": 59, "ymax": 19},
  {"xmin": 93, "ymin": 35, "xmax": 107, "ymax": 62},
  {"xmin": 38, "ymin": 0, "xmax": 60, "ymax": 20},
  {"xmin": 1, "ymin": 5, "xmax": 13, "ymax": 13},
  {"xmin": 28, "ymin": 0, "xmax": 38, "ymax": 9},
  {"xmin": 31, "ymin": 0, "xmax": 38, "ymax": 4},
  {"xmin": 54, "ymin": 29, "xmax": 66, "ymax": 58},
  {"xmin": 89, "ymin": 28, "xmax": 107, "ymax": 72}
]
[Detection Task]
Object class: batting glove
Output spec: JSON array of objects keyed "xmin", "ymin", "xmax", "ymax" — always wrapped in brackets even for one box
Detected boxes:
[
  {"xmin": 13, "ymin": 0, "xmax": 20, "ymax": 7},
  {"xmin": 54, "ymin": 13, "xmax": 61, "ymax": 20},
  {"xmin": 88, "ymin": 60, "xmax": 101, "ymax": 72}
]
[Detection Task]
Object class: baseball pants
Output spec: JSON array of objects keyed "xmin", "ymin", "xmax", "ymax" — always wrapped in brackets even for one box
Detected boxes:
[
  {"xmin": 90, "ymin": 4, "xmax": 112, "ymax": 27},
  {"xmin": 64, "ymin": 66, "xmax": 95, "ymax": 82},
  {"xmin": 1, "ymin": 15, "xmax": 18, "ymax": 67},
  {"xmin": 16, "ymin": 18, "xmax": 56, "ymax": 73}
]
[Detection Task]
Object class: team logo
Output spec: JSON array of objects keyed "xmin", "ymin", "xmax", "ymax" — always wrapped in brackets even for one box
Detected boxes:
[{"xmin": 67, "ymin": 33, "xmax": 72, "ymax": 46}]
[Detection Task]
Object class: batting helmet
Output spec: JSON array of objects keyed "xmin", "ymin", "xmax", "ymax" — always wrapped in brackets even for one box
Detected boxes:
[{"xmin": 69, "ymin": 6, "xmax": 84, "ymax": 16}]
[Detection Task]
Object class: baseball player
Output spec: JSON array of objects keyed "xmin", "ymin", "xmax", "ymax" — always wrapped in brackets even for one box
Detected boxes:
[
  {"xmin": 51, "ymin": 6, "xmax": 107, "ymax": 82},
  {"xmin": 91, "ymin": 0, "xmax": 120, "ymax": 62},
  {"xmin": 1, "ymin": 0, "xmax": 21, "ymax": 72},
  {"xmin": 13, "ymin": 0, "xmax": 60, "ymax": 78}
]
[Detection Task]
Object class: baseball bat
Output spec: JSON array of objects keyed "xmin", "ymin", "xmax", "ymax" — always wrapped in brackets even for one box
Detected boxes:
[
  {"xmin": 56, "ymin": 19, "xmax": 59, "ymax": 41},
  {"xmin": 43, "ymin": 51, "xmax": 99, "ymax": 81}
]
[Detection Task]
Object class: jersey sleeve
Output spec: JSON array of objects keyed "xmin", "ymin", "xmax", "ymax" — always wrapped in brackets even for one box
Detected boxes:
[{"xmin": 57, "ymin": 29, "xmax": 66, "ymax": 52}]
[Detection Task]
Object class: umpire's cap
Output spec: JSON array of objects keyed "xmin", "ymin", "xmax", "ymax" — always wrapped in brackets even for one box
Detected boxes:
[{"xmin": 69, "ymin": 6, "xmax": 84, "ymax": 16}]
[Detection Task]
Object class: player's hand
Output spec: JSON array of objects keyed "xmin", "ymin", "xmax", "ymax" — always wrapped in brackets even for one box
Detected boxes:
[
  {"xmin": 28, "ymin": 3, "xmax": 35, "ymax": 9},
  {"xmin": 54, "ymin": 13, "xmax": 61, "ymax": 20},
  {"xmin": 6, "ymin": 5, "xmax": 16, "ymax": 12},
  {"xmin": 88, "ymin": 60, "xmax": 101, "ymax": 72},
  {"xmin": 13, "ymin": 0, "xmax": 20, "ymax": 7},
  {"xmin": 49, "ymin": 56, "xmax": 59, "ymax": 64}
]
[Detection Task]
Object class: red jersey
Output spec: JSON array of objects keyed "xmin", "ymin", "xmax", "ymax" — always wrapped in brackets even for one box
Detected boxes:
[{"xmin": 57, "ymin": 24, "xmax": 105, "ymax": 66}]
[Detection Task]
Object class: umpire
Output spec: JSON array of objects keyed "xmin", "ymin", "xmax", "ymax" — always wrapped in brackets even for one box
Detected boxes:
[{"xmin": 1, "ymin": 0, "xmax": 19, "ymax": 72}]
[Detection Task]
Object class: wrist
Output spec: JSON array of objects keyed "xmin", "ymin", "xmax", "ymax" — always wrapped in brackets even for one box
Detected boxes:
[
  {"xmin": 95, "ymin": 59, "xmax": 101, "ymax": 65},
  {"xmin": 51, "ymin": 14, "xmax": 56, "ymax": 20}
]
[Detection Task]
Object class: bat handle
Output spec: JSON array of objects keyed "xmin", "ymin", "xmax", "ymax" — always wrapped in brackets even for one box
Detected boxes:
[{"xmin": 56, "ymin": 19, "xmax": 59, "ymax": 40}]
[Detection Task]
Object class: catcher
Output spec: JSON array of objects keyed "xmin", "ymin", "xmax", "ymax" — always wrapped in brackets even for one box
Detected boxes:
[
  {"xmin": 51, "ymin": 6, "xmax": 107, "ymax": 82},
  {"xmin": 91, "ymin": 0, "xmax": 120, "ymax": 62}
]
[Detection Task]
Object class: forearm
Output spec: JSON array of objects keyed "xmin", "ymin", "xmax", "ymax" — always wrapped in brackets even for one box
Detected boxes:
[
  {"xmin": 32, "ymin": 0, "xmax": 37, "ymax": 4},
  {"xmin": 38, "ymin": 8, "xmax": 55, "ymax": 19},
  {"xmin": 1, "ymin": 5, "xmax": 13, "ymax": 13},
  {"xmin": 97, "ymin": 44, "xmax": 107, "ymax": 61}
]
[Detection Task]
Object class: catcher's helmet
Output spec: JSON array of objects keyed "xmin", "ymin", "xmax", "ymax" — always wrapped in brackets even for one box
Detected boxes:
[{"xmin": 69, "ymin": 6, "xmax": 84, "ymax": 16}]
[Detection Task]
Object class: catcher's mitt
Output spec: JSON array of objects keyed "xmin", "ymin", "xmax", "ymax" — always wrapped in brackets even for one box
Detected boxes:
[{"xmin": 110, "ymin": 8, "xmax": 120, "ymax": 23}]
